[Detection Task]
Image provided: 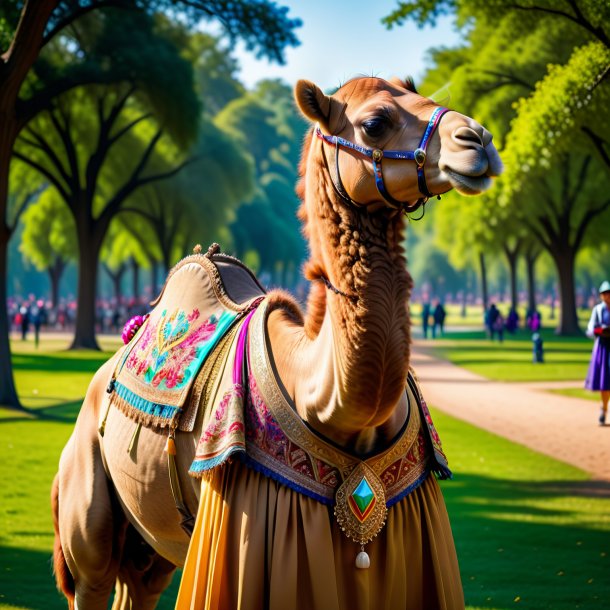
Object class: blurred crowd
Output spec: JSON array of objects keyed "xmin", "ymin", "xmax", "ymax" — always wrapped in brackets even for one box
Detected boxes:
[{"xmin": 7, "ymin": 295, "xmax": 150, "ymax": 344}]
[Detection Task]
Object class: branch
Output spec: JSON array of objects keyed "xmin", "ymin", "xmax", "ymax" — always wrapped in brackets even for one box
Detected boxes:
[
  {"xmin": 107, "ymin": 113, "xmax": 152, "ymax": 148},
  {"xmin": 119, "ymin": 206, "xmax": 158, "ymax": 224},
  {"xmin": 581, "ymin": 126, "xmax": 610, "ymax": 169},
  {"xmin": 573, "ymin": 198, "xmax": 610, "ymax": 251},
  {"xmin": 42, "ymin": 0, "xmax": 134, "ymax": 46},
  {"xmin": 12, "ymin": 150, "xmax": 70, "ymax": 205},
  {"xmin": 481, "ymin": 70, "xmax": 534, "ymax": 91},
  {"xmin": 19, "ymin": 125, "xmax": 72, "ymax": 188},
  {"xmin": 17, "ymin": 71, "xmax": 118, "ymax": 126},
  {"xmin": 507, "ymin": 2, "xmax": 609, "ymax": 46},
  {"xmin": 8, "ymin": 184, "xmax": 45, "ymax": 230},
  {"xmin": 2, "ymin": 1, "xmax": 57, "ymax": 98},
  {"xmin": 98, "ymin": 130, "xmax": 182, "ymax": 227},
  {"xmin": 48, "ymin": 103, "xmax": 80, "ymax": 188},
  {"xmin": 568, "ymin": 155, "xmax": 592, "ymax": 204},
  {"xmin": 85, "ymin": 85, "xmax": 136, "ymax": 199}
]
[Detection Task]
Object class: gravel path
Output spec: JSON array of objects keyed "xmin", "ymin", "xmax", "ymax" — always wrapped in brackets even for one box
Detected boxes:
[{"xmin": 411, "ymin": 341, "xmax": 610, "ymax": 482}]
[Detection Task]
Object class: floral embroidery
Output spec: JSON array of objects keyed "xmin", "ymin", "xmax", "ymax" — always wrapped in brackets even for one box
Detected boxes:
[
  {"xmin": 245, "ymin": 374, "xmax": 342, "ymax": 490},
  {"xmin": 125, "ymin": 308, "xmax": 219, "ymax": 390},
  {"xmin": 202, "ymin": 384, "xmax": 246, "ymax": 443}
]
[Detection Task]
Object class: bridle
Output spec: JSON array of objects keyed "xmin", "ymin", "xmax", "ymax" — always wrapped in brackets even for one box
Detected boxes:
[{"xmin": 316, "ymin": 106, "xmax": 449, "ymax": 215}]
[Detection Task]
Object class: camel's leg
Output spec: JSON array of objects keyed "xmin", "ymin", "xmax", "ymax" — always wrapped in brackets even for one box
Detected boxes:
[
  {"xmin": 111, "ymin": 531, "xmax": 177, "ymax": 610},
  {"xmin": 56, "ymin": 358, "xmax": 124, "ymax": 610},
  {"xmin": 51, "ymin": 474, "xmax": 75, "ymax": 610}
]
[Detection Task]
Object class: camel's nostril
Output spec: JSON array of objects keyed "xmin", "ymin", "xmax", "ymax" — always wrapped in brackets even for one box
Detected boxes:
[{"xmin": 453, "ymin": 126, "xmax": 483, "ymax": 147}]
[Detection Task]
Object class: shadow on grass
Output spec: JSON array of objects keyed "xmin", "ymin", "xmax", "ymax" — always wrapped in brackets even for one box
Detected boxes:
[
  {"xmin": 11, "ymin": 352, "xmax": 110, "ymax": 374},
  {"xmin": 443, "ymin": 472, "xmax": 610, "ymax": 609},
  {"xmin": 0, "ymin": 544, "xmax": 180, "ymax": 610},
  {"xmin": 0, "ymin": 401, "xmax": 82, "ymax": 425}
]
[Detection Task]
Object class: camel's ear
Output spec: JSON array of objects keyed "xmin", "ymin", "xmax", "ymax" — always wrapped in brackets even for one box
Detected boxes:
[
  {"xmin": 389, "ymin": 76, "xmax": 417, "ymax": 93},
  {"xmin": 295, "ymin": 80, "xmax": 333, "ymax": 129}
]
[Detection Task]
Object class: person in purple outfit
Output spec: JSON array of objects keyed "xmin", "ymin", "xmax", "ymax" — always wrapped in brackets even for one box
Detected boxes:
[{"xmin": 585, "ymin": 280, "xmax": 610, "ymax": 425}]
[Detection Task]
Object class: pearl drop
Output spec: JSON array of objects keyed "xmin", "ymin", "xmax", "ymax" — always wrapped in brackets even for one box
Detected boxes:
[{"xmin": 355, "ymin": 551, "xmax": 370, "ymax": 569}]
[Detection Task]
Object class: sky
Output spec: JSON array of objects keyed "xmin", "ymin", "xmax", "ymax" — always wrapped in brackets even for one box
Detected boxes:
[{"xmin": 231, "ymin": 0, "xmax": 462, "ymax": 91}]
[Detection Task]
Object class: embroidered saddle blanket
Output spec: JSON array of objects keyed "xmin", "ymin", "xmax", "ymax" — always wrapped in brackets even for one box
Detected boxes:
[{"xmin": 107, "ymin": 247, "xmax": 265, "ymax": 432}]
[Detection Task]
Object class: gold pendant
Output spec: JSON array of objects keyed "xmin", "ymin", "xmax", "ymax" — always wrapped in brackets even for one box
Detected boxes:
[{"xmin": 334, "ymin": 462, "xmax": 387, "ymax": 548}]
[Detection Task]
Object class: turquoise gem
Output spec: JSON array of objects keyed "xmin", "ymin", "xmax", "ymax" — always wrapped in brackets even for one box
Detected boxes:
[{"xmin": 351, "ymin": 478, "xmax": 375, "ymax": 514}]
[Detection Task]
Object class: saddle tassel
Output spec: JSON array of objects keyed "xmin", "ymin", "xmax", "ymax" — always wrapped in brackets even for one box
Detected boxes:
[{"xmin": 165, "ymin": 430, "xmax": 195, "ymax": 535}]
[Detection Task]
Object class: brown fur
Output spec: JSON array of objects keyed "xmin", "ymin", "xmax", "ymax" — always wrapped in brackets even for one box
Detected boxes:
[{"xmin": 51, "ymin": 475, "xmax": 75, "ymax": 610}]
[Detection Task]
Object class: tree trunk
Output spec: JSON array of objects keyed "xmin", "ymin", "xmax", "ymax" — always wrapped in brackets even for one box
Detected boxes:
[
  {"xmin": 552, "ymin": 250, "xmax": 582, "ymax": 335},
  {"xmin": 151, "ymin": 260, "xmax": 159, "ymax": 299},
  {"xmin": 0, "ymin": 127, "xmax": 22, "ymax": 408},
  {"xmin": 525, "ymin": 250, "xmax": 538, "ymax": 313},
  {"xmin": 504, "ymin": 250, "xmax": 518, "ymax": 311},
  {"xmin": 48, "ymin": 257, "xmax": 65, "ymax": 309},
  {"xmin": 0, "ymin": 223, "xmax": 22, "ymax": 408},
  {"xmin": 478, "ymin": 251, "xmax": 489, "ymax": 312},
  {"xmin": 71, "ymin": 232, "xmax": 102, "ymax": 350},
  {"xmin": 131, "ymin": 258, "xmax": 139, "ymax": 300}
]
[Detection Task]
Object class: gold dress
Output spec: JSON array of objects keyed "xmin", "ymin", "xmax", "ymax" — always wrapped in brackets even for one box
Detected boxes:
[{"xmin": 176, "ymin": 302, "xmax": 464, "ymax": 610}]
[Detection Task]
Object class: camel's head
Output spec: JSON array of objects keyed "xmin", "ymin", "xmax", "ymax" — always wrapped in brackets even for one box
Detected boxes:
[{"xmin": 295, "ymin": 76, "xmax": 503, "ymax": 213}]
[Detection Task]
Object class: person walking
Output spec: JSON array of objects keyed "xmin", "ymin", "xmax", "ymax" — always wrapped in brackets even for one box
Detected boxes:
[
  {"xmin": 585, "ymin": 280, "xmax": 610, "ymax": 425},
  {"xmin": 421, "ymin": 301, "xmax": 431, "ymax": 339},
  {"xmin": 432, "ymin": 300, "xmax": 446, "ymax": 338}
]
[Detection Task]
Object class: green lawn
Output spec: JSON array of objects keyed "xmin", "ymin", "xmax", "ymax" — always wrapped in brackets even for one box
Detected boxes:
[
  {"xmin": 1, "ymin": 336, "xmax": 181, "ymax": 610},
  {"xmin": 419, "ymin": 327, "xmax": 593, "ymax": 382},
  {"xmin": 549, "ymin": 388, "xmax": 599, "ymax": 402},
  {"xmin": 1, "ymin": 338, "xmax": 609, "ymax": 609},
  {"xmin": 436, "ymin": 408, "xmax": 610, "ymax": 610}
]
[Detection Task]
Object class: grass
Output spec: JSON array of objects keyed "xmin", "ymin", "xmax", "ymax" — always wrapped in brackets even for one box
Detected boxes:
[
  {"xmin": 2, "ymin": 336, "xmax": 609, "ymax": 609},
  {"xmin": 419, "ymin": 327, "xmax": 593, "ymax": 382},
  {"xmin": 549, "ymin": 388, "xmax": 599, "ymax": 402},
  {"xmin": 0, "ymin": 336, "xmax": 179, "ymax": 609},
  {"xmin": 436, "ymin": 408, "xmax": 610, "ymax": 610}
]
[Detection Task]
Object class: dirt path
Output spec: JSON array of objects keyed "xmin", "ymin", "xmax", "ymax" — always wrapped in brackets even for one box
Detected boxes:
[{"xmin": 411, "ymin": 341, "xmax": 610, "ymax": 482}]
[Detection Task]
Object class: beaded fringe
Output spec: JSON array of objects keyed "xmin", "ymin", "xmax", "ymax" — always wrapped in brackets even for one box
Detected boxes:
[{"xmin": 110, "ymin": 390, "xmax": 181, "ymax": 430}]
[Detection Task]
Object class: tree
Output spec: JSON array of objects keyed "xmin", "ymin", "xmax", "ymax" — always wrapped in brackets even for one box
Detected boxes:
[
  {"xmin": 0, "ymin": 0, "xmax": 300, "ymax": 408},
  {"xmin": 219, "ymin": 79, "xmax": 308, "ymax": 286},
  {"xmin": 14, "ymin": 10, "xmax": 200, "ymax": 350},
  {"xmin": 122, "ymin": 117, "xmax": 256, "ymax": 273},
  {"xmin": 390, "ymin": 0, "xmax": 610, "ymax": 334},
  {"xmin": 19, "ymin": 188, "xmax": 77, "ymax": 308}
]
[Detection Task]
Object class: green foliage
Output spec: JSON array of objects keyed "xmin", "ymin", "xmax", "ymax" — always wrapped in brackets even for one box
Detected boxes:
[
  {"xmin": 192, "ymin": 32, "xmax": 245, "ymax": 116},
  {"xmin": 43, "ymin": 0, "xmax": 302, "ymax": 63},
  {"xmin": 19, "ymin": 189, "xmax": 77, "ymax": 271},
  {"xmin": 502, "ymin": 41, "xmax": 610, "ymax": 198},
  {"xmin": 383, "ymin": 0, "xmax": 456, "ymax": 29}
]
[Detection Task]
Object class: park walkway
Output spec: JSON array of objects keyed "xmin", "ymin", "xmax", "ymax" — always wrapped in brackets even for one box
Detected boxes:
[{"xmin": 411, "ymin": 340, "xmax": 610, "ymax": 482}]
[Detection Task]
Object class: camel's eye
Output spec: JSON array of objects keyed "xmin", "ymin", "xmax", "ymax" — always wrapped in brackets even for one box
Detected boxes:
[{"xmin": 361, "ymin": 116, "xmax": 391, "ymax": 139}]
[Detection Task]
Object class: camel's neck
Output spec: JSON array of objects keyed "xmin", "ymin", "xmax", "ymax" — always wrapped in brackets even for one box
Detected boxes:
[{"xmin": 267, "ymin": 144, "xmax": 412, "ymax": 453}]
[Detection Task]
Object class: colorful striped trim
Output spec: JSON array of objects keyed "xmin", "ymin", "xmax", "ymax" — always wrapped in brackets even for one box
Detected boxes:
[
  {"xmin": 240, "ymin": 454, "xmax": 335, "ymax": 506},
  {"xmin": 189, "ymin": 445, "xmax": 246, "ymax": 475},
  {"xmin": 386, "ymin": 469, "xmax": 430, "ymax": 508},
  {"xmin": 114, "ymin": 380, "xmax": 181, "ymax": 421}
]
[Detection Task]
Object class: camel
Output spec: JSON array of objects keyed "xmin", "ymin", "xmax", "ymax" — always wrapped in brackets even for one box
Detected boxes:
[{"xmin": 52, "ymin": 75, "xmax": 502, "ymax": 610}]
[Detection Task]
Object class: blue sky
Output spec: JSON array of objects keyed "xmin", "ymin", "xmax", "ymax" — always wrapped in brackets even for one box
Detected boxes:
[{"xmin": 232, "ymin": 0, "xmax": 462, "ymax": 90}]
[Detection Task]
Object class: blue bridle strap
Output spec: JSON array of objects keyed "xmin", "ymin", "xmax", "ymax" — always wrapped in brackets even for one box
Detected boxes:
[{"xmin": 316, "ymin": 106, "xmax": 449, "ymax": 212}]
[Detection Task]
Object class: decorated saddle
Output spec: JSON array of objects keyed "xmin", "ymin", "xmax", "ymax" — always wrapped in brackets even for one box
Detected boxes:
[
  {"xmin": 101, "ymin": 244, "xmax": 265, "ymax": 438},
  {"xmin": 103, "ymin": 244, "xmax": 451, "ymax": 556}
]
